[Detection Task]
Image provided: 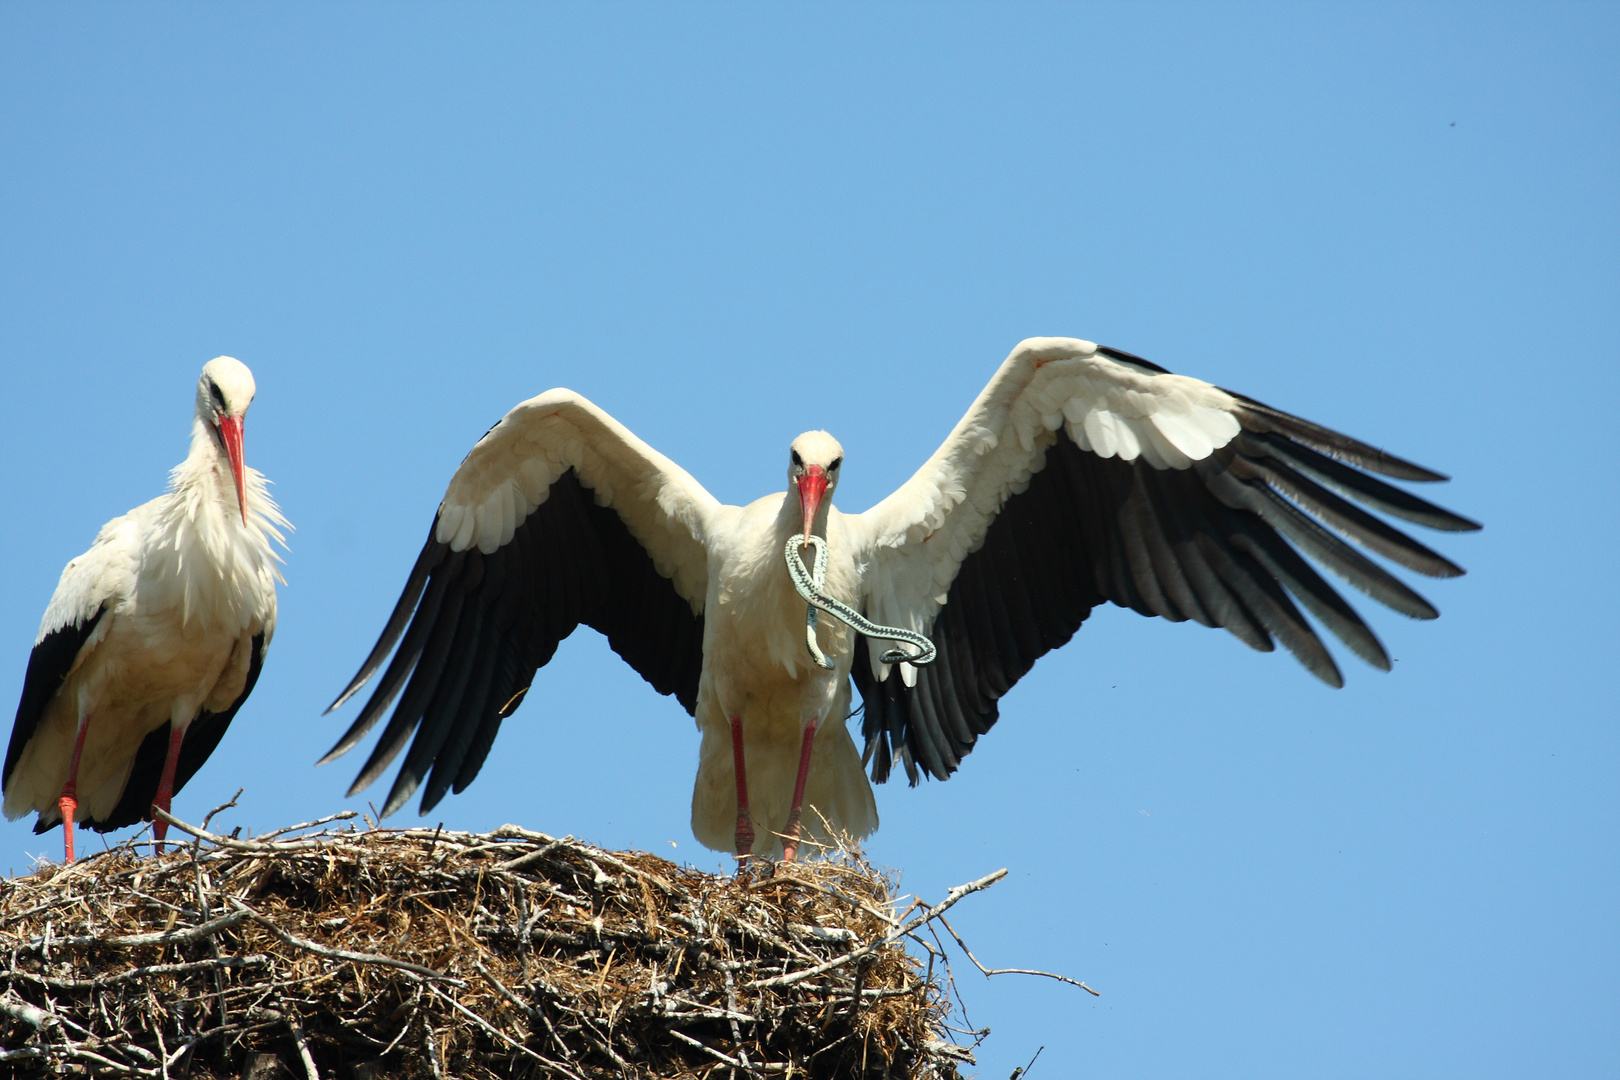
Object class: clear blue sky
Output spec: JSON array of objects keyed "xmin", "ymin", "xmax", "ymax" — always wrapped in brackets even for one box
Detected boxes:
[{"xmin": 2, "ymin": 5, "xmax": 1614, "ymax": 1077}]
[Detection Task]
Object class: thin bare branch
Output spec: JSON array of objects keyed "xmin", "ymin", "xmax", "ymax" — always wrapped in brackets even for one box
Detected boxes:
[
  {"xmin": 0, "ymin": 994, "xmax": 56, "ymax": 1029},
  {"xmin": 286, "ymin": 1012, "xmax": 320, "ymax": 1080},
  {"xmin": 933, "ymin": 913, "xmax": 1100, "ymax": 996},
  {"xmin": 200, "ymin": 788, "xmax": 245, "ymax": 833},
  {"xmin": 255, "ymin": 811, "xmax": 360, "ymax": 841}
]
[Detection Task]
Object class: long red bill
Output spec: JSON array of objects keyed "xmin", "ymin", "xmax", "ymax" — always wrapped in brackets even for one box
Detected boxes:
[
  {"xmin": 797, "ymin": 465, "xmax": 828, "ymax": 546},
  {"xmin": 218, "ymin": 415, "xmax": 247, "ymax": 524}
]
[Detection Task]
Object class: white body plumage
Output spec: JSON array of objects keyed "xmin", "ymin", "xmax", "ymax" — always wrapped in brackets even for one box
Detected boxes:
[{"xmin": 4, "ymin": 358, "xmax": 288, "ymax": 847}]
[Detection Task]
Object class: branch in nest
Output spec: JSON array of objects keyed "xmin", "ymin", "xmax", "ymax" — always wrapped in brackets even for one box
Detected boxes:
[{"xmin": 748, "ymin": 869, "xmax": 1008, "ymax": 990}]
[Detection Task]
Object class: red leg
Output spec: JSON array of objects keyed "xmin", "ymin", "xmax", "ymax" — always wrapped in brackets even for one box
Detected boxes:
[
  {"xmin": 780, "ymin": 716, "xmax": 820, "ymax": 863},
  {"xmin": 57, "ymin": 712, "xmax": 92, "ymax": 864},
  {"xmin": 150, "ymin": 725, "xmax": 185, "ymax": 855},
  {"xmin": 730, "ymin": 715, "xmax": 755, "ymax": 863}
]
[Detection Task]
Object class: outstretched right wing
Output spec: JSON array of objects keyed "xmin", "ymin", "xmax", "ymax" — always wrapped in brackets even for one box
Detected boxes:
[{"xmin": 323, "ymin": 390, "xmax": 720, "ymax": 818}]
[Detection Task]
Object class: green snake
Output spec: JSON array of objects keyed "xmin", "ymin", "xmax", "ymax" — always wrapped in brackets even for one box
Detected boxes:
[{"xmin": 784, "ymin": 535, "xmax": 937, "ymax": 671}]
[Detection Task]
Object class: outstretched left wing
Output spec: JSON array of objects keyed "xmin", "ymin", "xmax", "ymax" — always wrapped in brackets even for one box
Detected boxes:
[{"xmin": 852, "ymin": 337, "xmax": 1479, "ymax": 785}]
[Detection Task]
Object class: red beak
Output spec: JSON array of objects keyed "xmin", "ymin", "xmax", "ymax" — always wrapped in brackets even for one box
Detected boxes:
[
  {"xmin": 217, "ymin": 415, "xmax": 247, "ymax": 524},
  {"xmin": 797, "ymin": 465, "xmax": 828, "ymax": 546}
]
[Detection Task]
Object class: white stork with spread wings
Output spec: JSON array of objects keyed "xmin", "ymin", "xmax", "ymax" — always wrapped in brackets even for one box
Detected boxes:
[
  {"xmin": 3, "ymin": 357, "xmax": 288, "ymax": 862},
  {"xmin": 324, "ymin": 338, "xmax": 1477, "ymax": 861}
]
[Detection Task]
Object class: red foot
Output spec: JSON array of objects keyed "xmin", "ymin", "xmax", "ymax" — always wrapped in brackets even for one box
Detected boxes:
[
  {"xmin": 58, "ymin": 792, "xmax": 77, "ymax": 864},
  {"xmin": 59, "ymin": 714, "xmax": 91, "ymax": 865}
]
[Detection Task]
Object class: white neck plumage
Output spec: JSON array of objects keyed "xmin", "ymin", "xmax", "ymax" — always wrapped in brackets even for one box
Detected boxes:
[{"xmin": 145, "ymin": 414, "xmax": 290, "ymax": 629}]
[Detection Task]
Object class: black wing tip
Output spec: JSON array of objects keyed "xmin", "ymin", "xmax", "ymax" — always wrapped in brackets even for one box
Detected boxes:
[
  {"xmin": 324, "ymin": 677, "xmax": 368, "ymax": 715},
  {"xmin": 324, "ymin": 527, "xmax": 452, "ymax": 717},
  {"xmin": 380, "ymin": 773, "xmax": 420, "ymax": 819},
  {"xmin": 1376, "ymin": 458, "xmax": 1452, "ymax": 484},
  {"xmin": 344, "ymin": 738, "xmax": 409, "ymax": 800},
  {"xmin": 317, "ymin": 706, "xmax": 386, "ymax": 767},
  {"xmin": 1229, "ymin": 393, "xmax": 1454, "ymax": 483}
]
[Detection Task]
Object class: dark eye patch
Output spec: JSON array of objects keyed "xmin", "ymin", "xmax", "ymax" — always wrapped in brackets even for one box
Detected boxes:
[
  {"xmin": 208, "ymin": 379, "xmax": 228, "ymax": 412},
  {"xmin": 791, "ymin": 450, "xmax": 803, "ymax": 467},
  {"xmin": 829, "ymin": 457, "xmax": 842, "ymax": 471}
]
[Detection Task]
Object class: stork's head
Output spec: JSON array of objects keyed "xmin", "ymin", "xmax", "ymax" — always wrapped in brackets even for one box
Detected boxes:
[
  {"xmin": 196, "ymin": 357, "xmax": 257, "ymax": 523},
  {"xmin": 788, "ymin": 431, "xmax": 843, "ymax": 545}
]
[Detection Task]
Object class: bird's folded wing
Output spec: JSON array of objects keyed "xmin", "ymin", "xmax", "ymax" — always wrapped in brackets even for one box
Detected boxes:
[
  {"xmin": 2, "ymin": 515, "xmax": 138, "ymax": 802},
  {"xmin": 852, "ymin": 337, "xmax": 1478, "ymax": 784},
  {"xmin": 324, "ymin": 390, "xmax": 719, "ymax": 818}
]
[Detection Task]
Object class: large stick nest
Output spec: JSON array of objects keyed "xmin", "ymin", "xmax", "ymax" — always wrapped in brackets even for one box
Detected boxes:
[{"xmin": 0, "ymin": 810, "xmax": 991, "ymax": 1078}]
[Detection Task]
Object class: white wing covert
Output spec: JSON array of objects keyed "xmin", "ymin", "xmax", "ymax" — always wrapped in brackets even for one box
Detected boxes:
[
  {"xmin": 853, "ymin": 337, "xmax": 1479, "ymax": 785},
  {"xmin": 324, "ymin": 390, "xmax": 720, "ymax": 818}
]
